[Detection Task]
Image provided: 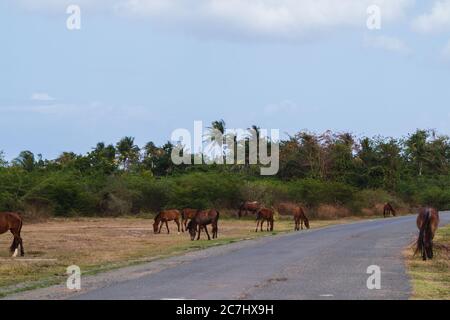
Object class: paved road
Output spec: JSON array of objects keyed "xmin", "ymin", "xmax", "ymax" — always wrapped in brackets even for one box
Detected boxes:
[{"xmin": 74, "ymin": 212, "xmax": 450, "ymax": 300}]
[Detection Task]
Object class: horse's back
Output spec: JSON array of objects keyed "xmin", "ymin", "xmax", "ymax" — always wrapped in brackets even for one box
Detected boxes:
[
  {"xmin": 160, "ymin": 209, "xmax": 181, "ymax": 220},
  {"xmin": 182, "ymin": 208, "xmax": 197, "ymax": 219},
  {"xmin": 194, "ymin": 209, "xmax": 219, "ymax": 224},
  {"xmin": 0, "ymin": 212, "xmax": 22, "ymax": 233}
]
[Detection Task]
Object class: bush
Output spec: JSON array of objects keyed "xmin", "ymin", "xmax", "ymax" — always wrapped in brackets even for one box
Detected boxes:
[
  {"xmin": 23, "ymin": 172, "xmax": 97, "ymax": 216},
  {"xmin": 286, "ymin": 179, "xmax": 355, "ymax": 207},
  {"xmin": 168, "ymin": 172, "xmax": 241, "ymax": 209},
  {"xmin": 418, "ymin": 187, "xmax": 450, "ymax": 210}
]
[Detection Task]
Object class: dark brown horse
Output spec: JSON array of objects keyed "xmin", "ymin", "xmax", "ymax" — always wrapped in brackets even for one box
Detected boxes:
[
  {"xmin": 383, "ymin": 203, "xmax": 396, "ymax": 218},
  {"xmin": 237, "ymin": 201, "xmax": 260, "ymax": 218},
  {"xmin": 181, "ymin": 208, "xmax": 198, "ymax": 232},
  {"xmin": 255, "ymin": 208, "xmax": 274, "ymax": 232},
  {"xmin": 0, "ymin": 212, "xmax": 24, "ymax": 257},
  {"xmin": 416, "ymin": 207, "xmax": 440, "ymax": 261},
  {"xmin": 275, "ymin": 203, "xmax": 310, "ymax": 231},
  {"xmin": 153, "ymin": 210, "xmax": 182, "ymax": 234},
  {"xmin": 186, "ymin": 209, "xmax": 220, "ymax": 241}
]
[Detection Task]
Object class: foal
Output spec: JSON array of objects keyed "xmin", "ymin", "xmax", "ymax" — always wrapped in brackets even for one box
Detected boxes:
[
  {"xmin": 0, "ymin": 212, "xmax": 25, "ymax": 257},
  {"xmin": 187, "ymin": 209, "xmax": 220, "ymax": 241},
  {"xmin": 416, "ymin": 207, "xmax": 440, "ymax": 261},
  {"xmin": 275, "ymin": 203, "xmax": 309, "ymax": 231},
  {"xmin": 153, "ymin": 210, "xmax": 182, "ymax": 234},
  {"xmin": 255, "ymin": 208, "xmax": 274, "ymax": 232}
]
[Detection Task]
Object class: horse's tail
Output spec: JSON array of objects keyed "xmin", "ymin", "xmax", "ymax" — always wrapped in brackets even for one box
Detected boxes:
[{"xmin": 417, "ymin": 209, "xmax": 431, "ymax": 255}]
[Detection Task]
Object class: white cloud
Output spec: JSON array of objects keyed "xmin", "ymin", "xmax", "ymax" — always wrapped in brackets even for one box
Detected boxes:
[
  {"xmin": 364, "ymin": 35, "xmax": 410, "ymax": 54},
  {"xmin": 31, "ymin": 92, "xmax": 56, "ymax": 101},
  {"xmin": 412, "ymin": 0, "xmax": 450, "ymax": 33},
  {"xmin": 14, "ymin": 0, "xmax": 413, "ymax": 40}
]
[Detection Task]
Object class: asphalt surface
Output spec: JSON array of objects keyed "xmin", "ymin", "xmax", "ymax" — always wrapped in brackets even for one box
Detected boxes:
[{"xmin": 73, "ymin": 212, "xmax": 450, "ymax": 300}]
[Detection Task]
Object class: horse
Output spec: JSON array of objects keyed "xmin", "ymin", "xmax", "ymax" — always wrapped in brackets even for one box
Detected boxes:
[
  {"xmin": 255, "ymin": 208, "xmax": 274, "ymax": 232},
  {"xmin": 416, "ymin": 207, "xmax": 440, "ymax": 261},
  {"xmin": 237, "ymin": 201, "xmax": 260, "ymax": 218},
  {"xmin": 0, "ymin": 212, "xmax": 25, "ymax": 257},
  {"xmin": 181, "ymin": 208, "xmax": 198, "ymax": 232},
  {"xmin": 275, "ymin": 203, "xmax": 310, "ymax": 231},
  {"xmin": 186, "ymin": 209, "xmax": 220, "ymax": 241},
  {"xmin": 153, "ymin": 209, "xmax": 182, "ymax": 234},
  {"xmin": 383, "ymin": 203, "xmax": 396, "ymax": 218}
]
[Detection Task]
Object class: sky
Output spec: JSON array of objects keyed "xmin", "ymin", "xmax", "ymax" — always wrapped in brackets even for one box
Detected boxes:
[{"xmin": 1, "ymin": 0, "xmax": 450, "ymax": 160}]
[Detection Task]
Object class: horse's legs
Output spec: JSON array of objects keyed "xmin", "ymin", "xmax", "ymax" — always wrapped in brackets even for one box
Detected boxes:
[
  {"xmin": 158, "ymin": 221, "xmax": 163, "ymax": 233},
  {"xmin": 9, "ymin": 229, "xmax": 20, "ymax": 257},
  {"xmin": 19, "ymin": 237, "xmax": 24, "ymax": 256},
  {"xmin": 212, "ymin": 224, "xmax": 218, "ymax": 239},
  {"xmin": 204, "ymin": 226, "xmax": 211, "ymax": 240},
  {"xmin": 175, "ymin": 219, "xmax": 181, "ymax": 234},
  {"xmin": 266, "ymin": 219, "xmax": 269, "ymax": 231},
  {"xmin": 255, "ymin": 219, "xmax": 260, "ymax": 232},
  {"xmin": 165, "ymin": 221, "xmax": 170, "ymax": 234},
  {"xmin": 301, "ymin": 219, "xmax": 304, "ymax": 230},
  {"xmin": 197, "ymin": 225, "xmax": 202, "ymax": 240},
  {"xmin": 261, "ymin": 220, "xmax": 264, "ymax": 232}
]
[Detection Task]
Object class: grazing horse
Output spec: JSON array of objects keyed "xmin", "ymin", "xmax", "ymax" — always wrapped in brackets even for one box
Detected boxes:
[
  {"xmin": 383, "ymin": 203, "xmax": 396, "ymax": 218},
  {"xmin": 255, "ymin": 208, "xmax": 274, "ymax": 232},
  {"xmin": 237, "ymin": 201, "xmax": 260, "ymax": 218},
  {"xmin": 416, "ymin": 207, "xmax": 440, "ymax": 261},
  {"xmin": 0, "ymin": 212, "xmax": 24, "ymax": 257},
  {"xmin": 186, "ymin": 209, "xmax": 220, "ymax": 241},
  {"xmin": 181, "ymin": 208, "xmax": 198, "ymax": 232},
  {"xmin": 275, "ymin": 203, "xmax": 310, "ymax": 231},
  {"xmin": 153, "ymin": 210, "xmax": 182, "ymax": 234}
]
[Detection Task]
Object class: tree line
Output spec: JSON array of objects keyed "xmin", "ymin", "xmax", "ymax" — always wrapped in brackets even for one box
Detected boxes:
[{"xmin": 1, "ymin": 122, "xmax": 450, "ymax": 217}]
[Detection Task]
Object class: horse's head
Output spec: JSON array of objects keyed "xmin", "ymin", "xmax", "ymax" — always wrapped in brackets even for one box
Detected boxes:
[
  {"xmin": 186, "ymin": 220, "xmax": 197, "ymax": 240},
  {"xmin": 304, "ymin": 218, "xmax": 310, "ymax": 229},
  {"xmin": 153, "ymin": 215, "xmax": 160, "ymax": 234}
]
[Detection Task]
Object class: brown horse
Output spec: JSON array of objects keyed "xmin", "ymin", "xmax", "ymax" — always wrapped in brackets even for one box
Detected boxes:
[
  {"xmin": 275, "ymin": 203, "xmax": 310, "ymax": 231},
  {"xmin": 0, "ymin": 212, "xmax": 24, "ymax": 257},
  {"xmin": 416, "ymin": 207, "xmax": 440, "ymax": 261},
  {"xmin": 255, "ymin": 208, "xmax": 274, "ymax": 232},
  {"xmin": 383, "ymin": 203, "xmax": 396, "ymax": 218},
  {"xmin": 181, "ymin": 208, "xmax": 198, "ymax": 232},
  {"xmin": 153, "ymin": 210, "xmax": 182, "ymax": 234},
  {"xmin": 186, "ymin": 209, "xmax": 220, "ymax": 241},
  {"xmin": 237, "ymin": 201, "xmax": 260, "ymax": 218}
]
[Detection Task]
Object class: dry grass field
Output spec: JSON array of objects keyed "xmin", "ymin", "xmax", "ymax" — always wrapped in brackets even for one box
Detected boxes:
[
  {"xmin": 405, "ymin": 224, "xmax": 450, "ymax": 300},
  {"xmin": 0, "ymin": 215, "xmax": 367, "ymax": 297}
]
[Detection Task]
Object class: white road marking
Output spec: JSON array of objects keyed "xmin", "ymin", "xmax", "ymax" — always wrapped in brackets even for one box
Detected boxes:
[{"xmin": 319, "ymin": 294, "xmax": 334, "ymax": 297}]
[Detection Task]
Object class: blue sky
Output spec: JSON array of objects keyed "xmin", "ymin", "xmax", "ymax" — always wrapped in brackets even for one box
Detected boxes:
[{"xmin": 1, "ymin": 0, "xmax": 450, "ymax": 160}]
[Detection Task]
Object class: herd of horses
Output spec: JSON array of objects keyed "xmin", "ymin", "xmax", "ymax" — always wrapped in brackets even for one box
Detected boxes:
[{"xmin": 0, "ymin": 202, "xmax": 442, "ymax": 261}]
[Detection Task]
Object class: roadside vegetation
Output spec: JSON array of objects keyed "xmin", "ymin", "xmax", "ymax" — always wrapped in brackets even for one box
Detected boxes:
[
  {"xmin": 405, "ymin": 224, "xmax": 450, "ymax": 300},
  {"xmin": 1, "ymin": 126, "xmax": 450, "ymax": 220}
]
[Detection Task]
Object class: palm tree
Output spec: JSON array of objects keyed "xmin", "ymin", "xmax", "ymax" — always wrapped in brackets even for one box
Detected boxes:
[
  {"xmin": 13, "ymin": 151, "xmax": 35, "ymax": 172},
  {"xmin": 116, "ymin": 136, "xmax": 140, "ymax": 171},
  {"xmin": 205, "ymin": 119, "xmax": 227, "ymax": 163},
  {"xmin": 404, "ymin": 130, "xmax": 430, "ymax": 176}
]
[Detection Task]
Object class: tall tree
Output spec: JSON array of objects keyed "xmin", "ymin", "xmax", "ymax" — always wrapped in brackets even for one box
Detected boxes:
[{"xmin": 116, "ymin": 137, "xmax": 140, "ymax": 171}]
